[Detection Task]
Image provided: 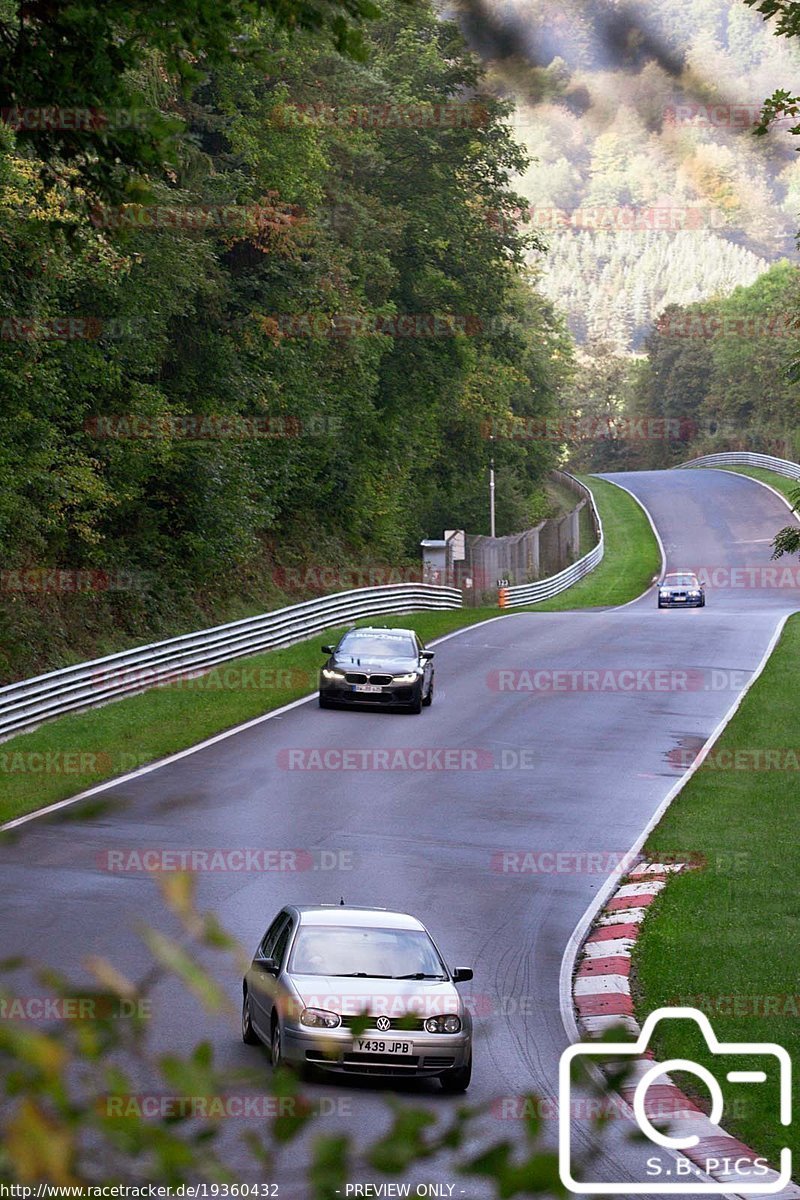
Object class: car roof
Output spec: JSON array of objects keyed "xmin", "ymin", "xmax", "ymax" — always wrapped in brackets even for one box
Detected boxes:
[
  {"xmin": 664, "ymin": 571, "xmax": 698, "ymax": 579},
  {"xmin": 291, "ymin": 905, "xmax": 426, "ymax": 930},
  {"xmin": 342, "ymin": 627, "xmax": 416, "ymax": 639}
]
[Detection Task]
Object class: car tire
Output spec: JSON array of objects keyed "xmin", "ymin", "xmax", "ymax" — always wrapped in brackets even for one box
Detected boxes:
[
  {"xmin": 422, "ymin": 676, "xmax": 434, "ymax": 707},
  {"xmin": 242, "ymin": 989, "xmax": 260, "ymax": 1045},
  {"xmin": 318, "ymin": 694, "xmax": 332, "ymax": 708},
  {"xmin": 657, "ymin": 601, "xmax": 664, "ymax": 609},
  {"xmin": 700, "ymin": 597, "xmax": 705, "ymax": 607},
  {"xmin": 270, "ymin": 1014, "xmax": 283, "ymax": 1069},
  {"xmin": 408, "ymin": 686, "xmax": 423, "ymax": 715},
  {"xmin": 440, "ymin": 1054, "xmax": 472, "ymax": 1093}
]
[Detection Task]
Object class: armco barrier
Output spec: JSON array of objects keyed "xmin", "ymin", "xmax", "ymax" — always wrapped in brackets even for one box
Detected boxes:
[
  {"xmin": 498, "ymin": 475, "xmax": 604, "ymax": 608},
  {"xmin": 0, "ymin": 584, "xmax": 461, "ymax": 741},
  {"xmin": 676, "ymin": 451, "xmax": 800, "ymax": 480}
]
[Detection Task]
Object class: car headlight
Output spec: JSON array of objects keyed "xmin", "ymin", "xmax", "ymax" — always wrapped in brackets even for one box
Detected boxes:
[
  {"xmin": 321, "ymin": 668, "xmax": 346, "ymax": 681},
  {"xmin": 688, "ymin": 590, "xmax": 700, "ymax": 597},
  {"xmin": 300, "ymin": 1007, "xmax": 341, "ymax": 1029},
  {"xmin": 659, "ymin": 590, "xmax": 670, "ymax": 597},
  {"xmin": 392, "ymin": 672, "xmax": 420, "ymax": 685},
  {"xmin": 424, "ymin": 1014, "xmax": 462, "ymax": 1034}
]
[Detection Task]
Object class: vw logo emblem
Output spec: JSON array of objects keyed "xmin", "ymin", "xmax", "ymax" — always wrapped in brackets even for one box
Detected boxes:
[{"xmin": 376, "ymin": 1015, "xmax": 391, "ymax": 1032}]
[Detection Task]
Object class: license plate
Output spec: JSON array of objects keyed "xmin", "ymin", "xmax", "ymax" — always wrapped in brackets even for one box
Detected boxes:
[
  {"xmin": 674, "ymin": 596, "xmax": 686, "ymax": 601},
  {"xmin": 355, "ymin": 1038, "xmax": 413, "ymax": 1055},
  {"xmin": 352, "ymin": 683, "xmax": 383, "ymax": 693}
]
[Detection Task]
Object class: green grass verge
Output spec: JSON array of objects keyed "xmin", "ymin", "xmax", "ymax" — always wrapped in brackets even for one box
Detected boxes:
[
  {"xmin": 700, "ymin": 464, "xmax": 799, "ymax": 507},
  {"xmin": 0, "ymin": 608, "xmax": 502, "ymax": 826},
  {"xmin": 577, "ymin": 493, "xmax": 595, "ymax": 558},
  {"xmin": 519, "ymin": 475, "xmax": 661, "ymax": 611},
  {"xmin": 633, "ymin": 612, "xmax": 800, "ymax": 1169}
]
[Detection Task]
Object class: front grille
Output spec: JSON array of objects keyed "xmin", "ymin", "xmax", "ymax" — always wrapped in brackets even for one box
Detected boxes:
[
  {"xmin": 342, "ymin": 1053, "xmax": 420, "ymax": 1071},
  {"xmin": 339, "ymin": 1014, "xmax": 425, "ymax": 1032},
  {"xmin": 422, "ymin": 1056, "xmax": 456, "ymax": 1069},
  {"xmin": 342, "ymin": 671, "xmax": 395, "ymax": 686}
]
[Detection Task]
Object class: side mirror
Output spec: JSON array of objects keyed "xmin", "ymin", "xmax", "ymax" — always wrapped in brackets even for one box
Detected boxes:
[
  {"xmin": 257, "ymin": 956, "xmax": 278, "ymax": 974},
  {"xmin": 321, "ymin": 645, "xmax": 334, "ymax": 655},
  {"xmin": 452, "ymin": 967, "xmax": 473, "ymax": 983},
  {"xmin": 420, "ymin": 650, "xmax": 435, "ymax": 661}
]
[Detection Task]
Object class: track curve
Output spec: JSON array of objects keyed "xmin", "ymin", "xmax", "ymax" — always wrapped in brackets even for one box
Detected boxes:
[{"xmin": 1, "ymin": 467, "xmax": 798, "ymax": 1196}]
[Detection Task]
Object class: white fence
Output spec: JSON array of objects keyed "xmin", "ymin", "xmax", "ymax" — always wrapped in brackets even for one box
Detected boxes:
[
  {"xmin": 676, "ymin": 451, "xmax": 800, "ymax": 481},
  {"xmin": 0, "ymin": 584, "xmax": 462, "ymax": 741},
  {"xmin": 498, "ymin": 476, "xmax": 604, "ymax": 608}
]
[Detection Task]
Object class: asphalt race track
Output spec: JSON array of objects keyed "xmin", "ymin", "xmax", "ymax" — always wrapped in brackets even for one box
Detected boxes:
[{"xmin": 1, "ymin": 467, "xmax": 798, "ymax": 1197}]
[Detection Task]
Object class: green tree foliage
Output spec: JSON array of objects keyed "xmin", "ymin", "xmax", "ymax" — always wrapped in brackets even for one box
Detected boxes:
[
  {"xmin": 0, "ymin": 0, "xmax": 572, "ymax": 680},
  {"xmin": 741, "ymin": 0, "xmax": 800, "ymax": 556},
  {"xmin": 572, "ymin": 262, "xmax": 800, "ymax": 472},
  {"xmin": 0, "ymin": 0, "xmax": 381, "ymax": 203}
]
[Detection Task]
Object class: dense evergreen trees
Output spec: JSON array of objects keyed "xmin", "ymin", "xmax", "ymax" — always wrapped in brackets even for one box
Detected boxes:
[
  {"xmin": 566, "ymin": 262, "xmax": 800, "ymax": 472},
  {"xmin": 485, "ymin": 0, "xmax": 800, "ymax": 352}
]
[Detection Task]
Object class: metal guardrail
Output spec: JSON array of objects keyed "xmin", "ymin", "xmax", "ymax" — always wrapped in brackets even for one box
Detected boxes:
[
  {"xmin": 498, "ymin": 475, "xmax": 604, "ymax": 608},
  {"xmin": 0, "ymin": 584, "xmax": 462, "ymax": 741},
  {"xmin": 676, "ymin": 451, "xmax": 800, "ymax": 481}
]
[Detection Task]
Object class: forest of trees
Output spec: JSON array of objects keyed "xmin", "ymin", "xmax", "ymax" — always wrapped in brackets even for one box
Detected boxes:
[
  {"xmin": 563, "ymin": 260, "xmax": 800, "ymax": 471},
  {"xmin": 0, "ymin": 0, "xmax": 574, "ymax": 679},
  {"xmin": 483, "ymin": 0, "xmax": 800, "ymax": 351},
  {"xmin": 2, "ymin": 0, "xmax": 798, "ymax": 680}
]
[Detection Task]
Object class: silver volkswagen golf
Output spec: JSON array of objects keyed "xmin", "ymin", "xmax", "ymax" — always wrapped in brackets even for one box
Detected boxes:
[{"xmin": 242, "ymin": 905, "xmax": 473, "ymax": 1091}]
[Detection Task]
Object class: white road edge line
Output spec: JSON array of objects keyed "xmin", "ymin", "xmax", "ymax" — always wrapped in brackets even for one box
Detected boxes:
[
  {"xmin": 558, "ymin": 609, "xmax": 790, "ymax": 1035},
  {"xmin": 0, "ymin": 614, "xmax": 511, "ymax": 833},
  {"xmin": 558, "ymin": 610, "xmax": 791, "ymax": 1200},
  {"xmin": 593, "ymin": 474, "xmax": 667, "ymax": 611}
]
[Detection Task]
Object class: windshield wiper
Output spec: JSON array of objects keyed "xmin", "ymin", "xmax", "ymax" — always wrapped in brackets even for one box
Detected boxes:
[
  {"xmin": 332, "ymin": 972, "xmax": 394, "ymax": 978},
  {"xmin": 393, "ymin": 973, "xmax": 447, "ymax": 980}
]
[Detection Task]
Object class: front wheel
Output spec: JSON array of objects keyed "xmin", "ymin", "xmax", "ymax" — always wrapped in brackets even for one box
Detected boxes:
[
  {"xmin": 242, "ymin": 990, "xmax": 259, "ymax": 1045},
  {"xmin": 407, "ymin": 686, "xmax": 423, "ymax": 715},
  {"xmin": 318, "ymin": 694, "xmax": 332, "ymax": 708},
  {"xmin": 700, "ymin": 597, "xmax": 706, "ymax": 607},
  {"xmin": 422, "ymin": 676, "xmax": 434, "ymax": 707},
  {"xmin": 270, "ymin": 1016, "xmax": 283, "ymax": 1069},
  {"xmin": 440, "ymin": 1054, "xmax": 472, "ymax": 1093}
]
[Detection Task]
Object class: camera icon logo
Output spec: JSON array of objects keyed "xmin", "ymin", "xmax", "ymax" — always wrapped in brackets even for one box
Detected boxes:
[{"xmin": 559, "ymin": 1006, "xmax": 792, "ymax": 1194}]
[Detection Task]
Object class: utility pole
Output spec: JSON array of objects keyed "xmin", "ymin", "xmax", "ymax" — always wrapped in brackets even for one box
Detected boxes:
[{"xmin": 489, "ymin": 436, "xmax": 496, "ymax": 539}]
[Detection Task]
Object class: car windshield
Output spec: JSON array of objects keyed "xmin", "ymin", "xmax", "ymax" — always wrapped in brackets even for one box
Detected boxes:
[
  {"xmin": 338, "ymin": 634, "xmax": 417, "ymax": 660},
  {"xmin": 664, "ymin": 574, "xmax": 699, "ymax": 587},
  {"xmin": 289, "ymin": 925, "xmax": 447, "ymax": 979}
]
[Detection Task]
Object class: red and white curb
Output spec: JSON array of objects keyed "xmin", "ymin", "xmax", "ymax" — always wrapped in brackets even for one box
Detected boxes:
[{"xmin": 572, "ymin": 859, "xmax": 799, "ymax": 1198}]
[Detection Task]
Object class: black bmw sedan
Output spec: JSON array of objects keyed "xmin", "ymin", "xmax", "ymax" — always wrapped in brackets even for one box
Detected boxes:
[{"xmin": 318, "ymin": 627, "xmax": 434, "ymax": 713}]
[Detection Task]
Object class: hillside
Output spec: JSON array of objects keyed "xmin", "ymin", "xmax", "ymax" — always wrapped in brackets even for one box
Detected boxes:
[{"xmin": 478, "ymin": 0, "xmax": 800, "ymax": 350}]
